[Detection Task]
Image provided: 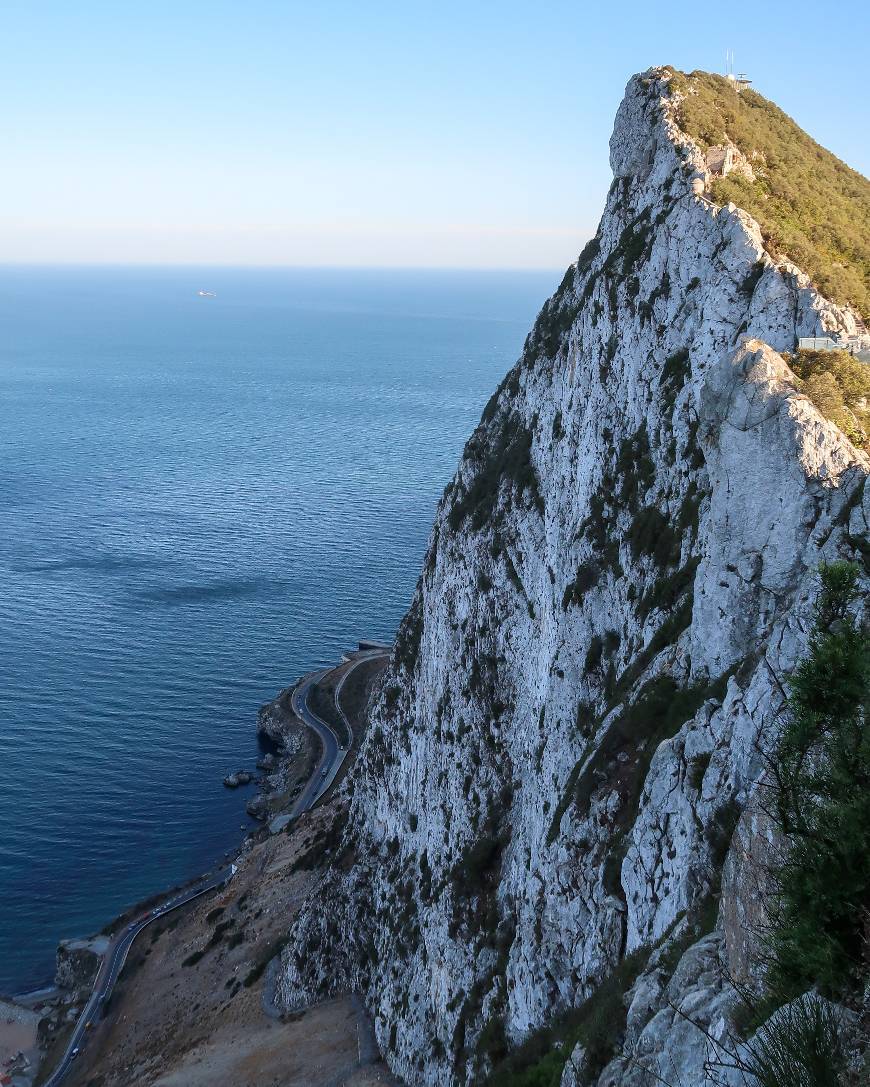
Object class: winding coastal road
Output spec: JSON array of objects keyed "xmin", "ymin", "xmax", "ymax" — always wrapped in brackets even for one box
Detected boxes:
[
  {"xmin": 42, "ymin": 647, "xmax": 389, "ymax": 1086},
  {"xmin": 288, "ymin": 649, "xmax": 389, "ymax": 817},
  {"xmin": 288, "ymin": 668, "xmax": 337, "ymax": 816},
  {"xmin": 43, "ymin": 864, "xmax": 235, "ymax": 1087}
]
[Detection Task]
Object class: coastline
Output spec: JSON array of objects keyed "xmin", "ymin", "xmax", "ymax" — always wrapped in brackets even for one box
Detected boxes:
[{"xmin": 3, "ymin": 641, "xmax": 390, "ymax": 1087}]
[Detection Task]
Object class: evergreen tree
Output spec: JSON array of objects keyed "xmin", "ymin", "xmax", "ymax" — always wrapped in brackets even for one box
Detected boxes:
[{"xmin": 769, "ymin": 561, "xmax": 870, "ymax": 997}]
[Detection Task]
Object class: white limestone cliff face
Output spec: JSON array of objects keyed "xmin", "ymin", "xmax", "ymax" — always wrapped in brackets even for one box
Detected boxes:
[{"xmin": 274, "ymin": 68, "xmax": 869, "ymax": 1085}]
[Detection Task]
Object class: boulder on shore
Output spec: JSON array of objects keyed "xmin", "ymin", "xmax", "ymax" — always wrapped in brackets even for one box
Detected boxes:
[
  {"xmin": 246, "ymin": 795, "xmax": 270, "ymax": 821},
  {"xmin": 223, "ymin": 770, "xmax": 253, "ymax": 788}
]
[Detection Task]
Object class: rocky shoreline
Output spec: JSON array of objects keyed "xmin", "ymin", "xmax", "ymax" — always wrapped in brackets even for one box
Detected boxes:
[
  {"xmin": 0, "ymin": 689, "xmax": 308, "ymax": 1087},
  {"xmin": 218, "ymin": 685, "xmax": 312, "ymax": 827},
  {"xmin": 245, "ymin": 685, "xmax": 315, "ymax": 823},
  {"xmin": 1, "ymin": 645, "xmax": 387, "ymax": 1087}
]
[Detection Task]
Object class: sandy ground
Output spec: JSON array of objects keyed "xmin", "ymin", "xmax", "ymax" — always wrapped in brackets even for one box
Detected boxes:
[
  {"xmin": 59, "ymin": 656, "xmax": 393, "ymax": 1087},
  {"xmin": 150, "ymin": 1001, "xmax": 393, "ymax": 1087},
  {"xmin": 0, "ymin": 997, "xmax": 41, "ymax": 1082}
]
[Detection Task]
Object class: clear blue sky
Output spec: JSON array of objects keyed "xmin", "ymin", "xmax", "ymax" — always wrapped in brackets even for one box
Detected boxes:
[{"xmin": 1, "ymin": 0, "xmax": 866, "ymax": 268}]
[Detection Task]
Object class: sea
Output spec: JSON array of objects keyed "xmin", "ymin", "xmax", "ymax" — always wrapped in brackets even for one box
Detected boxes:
[{"xmin": 0, "ymin": 264, "xmax": 555, "ymax": 993}]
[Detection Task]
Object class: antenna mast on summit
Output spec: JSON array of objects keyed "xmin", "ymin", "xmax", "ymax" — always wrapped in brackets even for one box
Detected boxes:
[{"xmin": 724, "ymin": 49, "xmax": 750, "ymax": 91}]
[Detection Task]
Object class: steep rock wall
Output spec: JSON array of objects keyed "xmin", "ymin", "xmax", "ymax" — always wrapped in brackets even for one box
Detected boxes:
[{"xmin": 275, "ymin": 68, "xmax": 869, "ymax": 1086}]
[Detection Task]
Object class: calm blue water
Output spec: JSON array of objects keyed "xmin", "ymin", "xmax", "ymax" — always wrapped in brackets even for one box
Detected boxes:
[{"xmin": 0, "ymin": 265, "xmax": 554, "ymax": 993}]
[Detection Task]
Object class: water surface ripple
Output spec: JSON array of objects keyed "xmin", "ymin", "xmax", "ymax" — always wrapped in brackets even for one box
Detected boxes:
[{"xmin": 0, "ymin": 265, "xmax": 553, "ymax": 991}]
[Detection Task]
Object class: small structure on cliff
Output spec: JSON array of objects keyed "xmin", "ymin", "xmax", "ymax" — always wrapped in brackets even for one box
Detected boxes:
[
  {"xmin": 799, "ymin": 333, "xmax": 870, "ymax": 361},
  {"xmin": 705, "ymin": 141, "xmax": 755, "ymax": 181},
  {"xmin": 724, "ymin": 51, "xmax": 752, "ymax": 92}
]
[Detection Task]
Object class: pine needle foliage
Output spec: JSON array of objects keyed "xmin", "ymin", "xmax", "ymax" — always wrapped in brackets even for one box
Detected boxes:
[
  {"xmin": 707, "ymin": 995, "xmax": 848, "ymax": 1087},
  {"xmin": 768, "ymin": 560, "xmax": 870, "ymax": 997}
]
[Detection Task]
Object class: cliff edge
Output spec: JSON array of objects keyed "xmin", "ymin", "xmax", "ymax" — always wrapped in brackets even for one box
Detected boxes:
[{"xmin": 274, "ymin": 68, "xmax": 869, "ymax": 1085}]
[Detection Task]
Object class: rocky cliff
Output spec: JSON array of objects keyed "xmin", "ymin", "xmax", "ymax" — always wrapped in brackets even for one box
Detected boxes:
[
  {"xmin": 274, "ymin": 68, "xmax": 869, "ymax": 1085},
  {"xmin": 56, "ymin": 935, "xmax": 108, "ymax": 991}
]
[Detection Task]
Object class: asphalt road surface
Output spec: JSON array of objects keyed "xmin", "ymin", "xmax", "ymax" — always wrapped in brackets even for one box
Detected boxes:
[
  {"xmin": 43, "ymin": 864, "xmax": 234, "ymax": 1087},
  {"xmin": 288, "ymin": 668, "xmax": 338, "ymax": 816},
  {"xmin": 44, "ymin": 648, "xmax": 389, "ymax": 1085},
  {"xmin": 288, "ymin": 651, "xmax": 389, "ymax": 817}
]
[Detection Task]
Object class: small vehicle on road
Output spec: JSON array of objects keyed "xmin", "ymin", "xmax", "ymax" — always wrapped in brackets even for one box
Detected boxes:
[
  {"xmin": 321, "ymin": 768, "xmax": 328, "ymax": 778},
  {"xmin": 71, "ymin": 1047, "xmax": 80, "ymax": 1058}
]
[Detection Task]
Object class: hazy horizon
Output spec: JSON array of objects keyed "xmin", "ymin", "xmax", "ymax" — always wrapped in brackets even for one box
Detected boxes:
[
  {"xmin": 2, "ymin": 0, "xmax": 867, "ymax": 269},
  {"xmin": 0, "ymin": 262, "xmax": 556, "ymax": 991},
  {"xmin": 0, "ymin": 260, "xmax": 568, "ymax": 271}
]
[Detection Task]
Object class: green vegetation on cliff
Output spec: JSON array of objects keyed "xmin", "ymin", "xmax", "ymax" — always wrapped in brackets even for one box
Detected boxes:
[
  {"xmin": 668, "ymin": 70, "xmax": 870, "ymax": 316},
  {"xmin": 787, "ymin": 348, "xmax": 870, "ymax": 448},
  {"xmin": 769, "ymin": 560, "xmax": 870, "ymax": 999},
  {"xmin": 715, "ymin": 562, "xmax": 868, "ymax": 1087}
]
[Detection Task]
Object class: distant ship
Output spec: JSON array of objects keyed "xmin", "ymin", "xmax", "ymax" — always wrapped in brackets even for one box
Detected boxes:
[{"xmin": 197, "ymin": 289, "xmax": 217, "ymax": 298}]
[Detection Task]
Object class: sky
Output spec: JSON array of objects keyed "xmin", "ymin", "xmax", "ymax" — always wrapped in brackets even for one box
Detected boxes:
[{"xmin": 1, "ymin": 0, "xmax": 867, "ymax": 269}]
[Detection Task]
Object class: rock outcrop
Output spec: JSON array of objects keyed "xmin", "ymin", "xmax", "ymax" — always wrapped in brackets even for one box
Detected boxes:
[
  {"xmin": 245, "ymin": 794, "xmax": 270, "ymax": 821},
  {"xmin": 273, "ymin": 68, "xmax": 869, "ymax": 1085},
  {"xmin": 55, "ymin": 936, "xmax": 108, "ymax": 991},
  {"xmin": 223, "ymin": 769, "xmax": 253, "ymax": 788}
]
